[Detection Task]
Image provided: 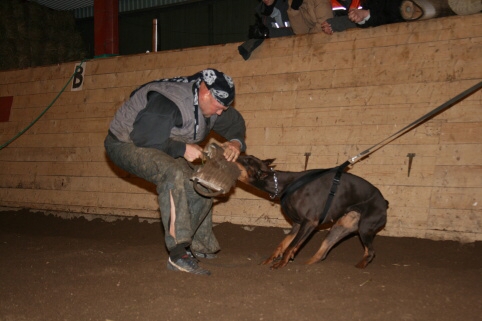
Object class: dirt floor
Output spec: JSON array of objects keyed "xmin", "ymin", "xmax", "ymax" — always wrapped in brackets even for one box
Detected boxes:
[{"xmin": 0, "ymin": 209, "xmax": 481, "ymax": 321}]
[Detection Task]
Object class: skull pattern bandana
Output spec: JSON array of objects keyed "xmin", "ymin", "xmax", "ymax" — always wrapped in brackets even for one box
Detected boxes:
[{"xmin": 188, "ymin": 69, "xmax": 235, "ymax": 108}]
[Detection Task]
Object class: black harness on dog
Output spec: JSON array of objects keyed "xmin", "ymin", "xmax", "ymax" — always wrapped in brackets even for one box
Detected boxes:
[{"xmin": 279, "ymin": 160, "xmax": 350, "ymax": 225}]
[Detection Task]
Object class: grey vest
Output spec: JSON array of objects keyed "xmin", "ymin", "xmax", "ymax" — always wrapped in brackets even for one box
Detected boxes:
[{"xmin": 109, "ymin": 81, "xmax": 217, "ymax": 144}]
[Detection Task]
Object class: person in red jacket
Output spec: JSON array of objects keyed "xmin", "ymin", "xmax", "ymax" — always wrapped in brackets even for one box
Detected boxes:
[
  {"xmin": 321, "ymin": 0, "xmax": 405, "ymax": 35},
  {"xmin": 286, "ymin": 0, "xmax": 362, "ymax": 34}
]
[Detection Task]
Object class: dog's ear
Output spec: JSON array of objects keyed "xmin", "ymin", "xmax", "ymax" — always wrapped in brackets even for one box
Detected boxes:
[{"xmin": 263, "ymin": 158, "xmax": 276, "ymax": 166}]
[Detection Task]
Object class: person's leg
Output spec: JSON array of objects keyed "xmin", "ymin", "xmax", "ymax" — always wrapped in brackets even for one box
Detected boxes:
[
  {"xmin": 105, "ymin": 136, "xmax": 185, "ymax": 246},
  {"xmin": 105, "ymin": 135, "xmax": 210, "ymax": 274},
  {"xmin": 176, "ymin": 159, "xmax": 220, "ymax": 255}
]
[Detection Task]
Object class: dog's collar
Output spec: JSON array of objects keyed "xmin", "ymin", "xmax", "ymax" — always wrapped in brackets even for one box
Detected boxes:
[{"xmin": 269, "ymin": 168, "xmax": 279, "ymax": 199}]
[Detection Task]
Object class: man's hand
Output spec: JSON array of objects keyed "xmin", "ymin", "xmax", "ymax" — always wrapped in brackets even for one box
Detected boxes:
[
  {"xmin": 348, "ymin": 9, "xmax": 369, "ymax": 23},
  {"xmin": 321, "ymin": 21, "xmax": 333, "ymax": 35},
  {"xmin": 184, "ymin": 144, "xmax": 204, "ymax": 162},
  {"xmin": 222, "ymin": 141, "xmax": 241, "ymax": 162}
]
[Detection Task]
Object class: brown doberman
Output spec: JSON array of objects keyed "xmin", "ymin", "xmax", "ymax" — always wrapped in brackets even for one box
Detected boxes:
[{"xmin": 236, "ymin": 155, "xmax": 388, "ymax": 270}]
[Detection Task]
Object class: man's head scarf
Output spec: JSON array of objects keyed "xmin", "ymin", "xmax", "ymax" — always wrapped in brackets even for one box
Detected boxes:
[
  {"xmin": 129, "ymin": 68, "xmax": 236, "ymax": 140},
  {"xmin": 188, "ymin": 69, "xmax": 235, "ymax": 108}
]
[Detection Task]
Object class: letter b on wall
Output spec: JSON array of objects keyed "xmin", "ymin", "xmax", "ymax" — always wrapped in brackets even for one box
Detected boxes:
[{"xmin": 71, "ymin": 62, "xmax": 86, "ymax": 91}]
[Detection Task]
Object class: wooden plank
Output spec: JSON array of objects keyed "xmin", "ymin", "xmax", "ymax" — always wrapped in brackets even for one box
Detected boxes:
[
  {"xmin": 236, "ymin": 91, "xmax": 297, "ymax": 111},
  {"xmin": 0, "ymin": 174, "xmax": 156, "ymax": 195},
  {"xmin": 8, "ymin": 89, "xmax": 124, "ymax": 111},
  {"xmin": 432, "ymin": 166, "xmax": 482, "ymax": 188},
  {"xmin": 0, "ymin": 62, "xmax": 76, "ymax": 85},
  {"xmin": 17, "ymin": 118, "xmax": 110, "ymax": 135},
  {"xmin": 0, "ymin": 188, "xmax": 158, "ymax": 210},
  {"xmin": 242, "ymin": 143, "xmax": 470, "ymax": 166},
  {"xmin": 377, "ymin": 185, "xmax": 432, "ymax": 208},
  {"xmin": 0, "ymin": 203, "xmax": 161, "ymax": 219},
  {"xmin": 344, "ymin": 164, "xmax": 437, "ymax": 187},
  {"xmin": 83, "ymin": 69, "xmax": 165, "ymax": 90},
  {"xmin": 10, "ymin": 102, "xmax": 121, "ymax": 122},
  {"xmin": 0, "ymin": 146, "xmax": 107, "ymax": 162},
  {"xmin": 382, "ymin": 206, "xmax": 430, "ymax": 234},
  {"xmin": 236, "ymin": 79, "xmax": 479, "ymax": 111},
  {"xmin": 0, "ymin": 160, "xmax": 124, "ymax": 177},
  {"xmin": 426, "ymin": 208, "xmax": 481, "ymax": 234},
  {"xmin": 440, "ymin": 122, "xmax": 482, "ymax": 144},
  {"xmin": 430, "ymin": 187, "xmax": 481, "ymax": 210},
  {"xmin": 424, "ymin": 229, "xmax": 481, "ymax": 242},
  {"xmin": 4, "ymin": 132, "xmax": 105, "ymax": 148},
  {"xmin": 282, "ymin": 102, "xmax": 481, "ymax": 128},
  {"xmin": 245, "ymin": 123, "xmax": 441, "ymax": 147},
  {"xmin": 255, "ymin": 37, "xmax": 481, "ymax": 77},
  {"xmin": 435, "ymin": 144, "xmax": 482, "ymax": 166}
]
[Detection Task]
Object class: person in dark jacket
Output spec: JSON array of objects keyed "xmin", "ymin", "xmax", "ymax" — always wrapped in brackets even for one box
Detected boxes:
[
  {"xmin": 257, "ymin": 0, "xmax": 294, "ymax": 38},
  {"xmin": 238, "ymin": 0, "xmax": 294, "ymax": 60},
  {"xmin": 104, "ymin": 69, "xmax": 246, "ymax": 276}
]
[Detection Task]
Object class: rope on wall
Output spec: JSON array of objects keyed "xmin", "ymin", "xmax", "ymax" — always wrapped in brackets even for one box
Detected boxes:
[{"xmin": 0, "ymin": 59, "xmax": 89, "ymax": 151}]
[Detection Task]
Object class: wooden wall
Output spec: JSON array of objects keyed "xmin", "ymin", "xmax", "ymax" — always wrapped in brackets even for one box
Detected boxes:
[{"xmin": 0, "ymin": 14, "xmax": 481, "ymax": 242}]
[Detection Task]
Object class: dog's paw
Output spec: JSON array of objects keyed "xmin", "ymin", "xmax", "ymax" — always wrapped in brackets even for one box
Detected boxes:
[{"xmin": 261, "ymin": 257, "xmax": 274, "ymax": 265}]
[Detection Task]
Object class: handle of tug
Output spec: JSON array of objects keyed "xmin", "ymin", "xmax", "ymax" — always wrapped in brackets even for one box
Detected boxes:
[{"xmin": 193, "ymin": 180, "xmax": 224, "ymax": 197}]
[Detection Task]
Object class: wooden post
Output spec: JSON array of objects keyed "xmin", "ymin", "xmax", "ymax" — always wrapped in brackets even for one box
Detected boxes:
[{"xmin": 94, "ymin": 0, "xmax": 119, "ymax": 56}]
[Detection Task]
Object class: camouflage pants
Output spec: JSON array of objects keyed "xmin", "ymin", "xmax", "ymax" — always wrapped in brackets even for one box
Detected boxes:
[{"xmin": 104, "ymin": 133, "xmax": 220, "ymax": 253}]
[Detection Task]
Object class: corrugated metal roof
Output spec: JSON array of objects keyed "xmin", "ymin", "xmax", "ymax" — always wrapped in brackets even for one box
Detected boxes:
[
  {"xmin": 28, "ymin": 0, "xmax": 94, "ymax": 11},
  {"xmin": 28, "ymin": 0, "xmax": 191, "ymax": 18}
]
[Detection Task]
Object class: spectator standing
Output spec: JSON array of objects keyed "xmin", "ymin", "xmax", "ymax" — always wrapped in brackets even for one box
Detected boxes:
[
  {"xmin": 239, "ymin": 0, "xmax": 294, "ymax": 60},
  {"xmin": 257, "ymin": 0, "xmax": 294, "ymax": 38}
]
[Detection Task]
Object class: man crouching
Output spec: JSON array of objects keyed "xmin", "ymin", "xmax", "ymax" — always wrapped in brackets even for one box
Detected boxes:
[{"xmin": 104, "ymin": 69, "xmax": 246, "ymax": 275}]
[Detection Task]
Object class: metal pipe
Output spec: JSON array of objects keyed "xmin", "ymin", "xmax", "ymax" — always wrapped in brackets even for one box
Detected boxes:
[{"xmin": 152, "ymin": 18, "xmax": 158, "ymax": 52}]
